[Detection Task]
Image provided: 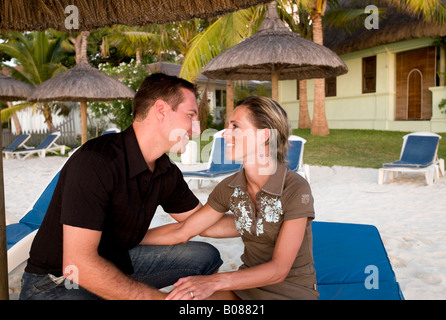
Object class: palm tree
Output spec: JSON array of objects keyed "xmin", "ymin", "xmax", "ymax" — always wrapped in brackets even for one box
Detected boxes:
[
  {"xmin": 309, "ymin": 0, "xmax": 446, "ymax": 135},
  {"xmin": 104, "ymin": 25, "xmax": 162, "ymax": 64},
  {"xmin": 280, "ymin": 0, "xmax": 313, "ymax": 129},
  {"xmin": 0, "ymin": 31, "xmax": 69, "ymax": 130},
  {"xmin": 179, "ymin": 6, "xmax": 264, "ymax": 81}
]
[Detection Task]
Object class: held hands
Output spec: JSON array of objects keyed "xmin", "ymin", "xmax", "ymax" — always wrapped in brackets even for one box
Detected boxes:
[{"xmin": 165, "ymin": 275, "xmax": 218, "ymax": 300}]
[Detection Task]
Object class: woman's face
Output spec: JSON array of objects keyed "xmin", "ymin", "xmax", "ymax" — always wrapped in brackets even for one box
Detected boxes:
[{"xmin": 223, "ymin": 106, "xmax": 262, "ymax": 164}]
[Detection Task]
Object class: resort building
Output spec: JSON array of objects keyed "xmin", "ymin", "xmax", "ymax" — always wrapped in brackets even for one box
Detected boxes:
[{"xmin": 279, "ymin": 6, "xmax": 446, "ymax": 133}]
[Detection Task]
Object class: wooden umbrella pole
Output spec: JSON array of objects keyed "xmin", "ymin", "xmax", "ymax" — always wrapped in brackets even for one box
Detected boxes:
[
  {"xmin": 80, "ymin": 100, "xmax": 88, "ymax": 145},
  {"xmin": 0, "ymin": 120, "xmax": 9, "ymax": 300},
  {"xmin": 226, "ymin": 80, "xmax": 234, "ymax": 126},
  {"xmin": 271, "ymin": 68, "xmax": 279, "ymax": 101}
]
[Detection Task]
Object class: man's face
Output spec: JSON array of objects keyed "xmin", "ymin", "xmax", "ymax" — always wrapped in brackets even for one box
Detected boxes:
[{"xmin": 164, "ymin": 88, "xmax": 200, "ymax": 154}]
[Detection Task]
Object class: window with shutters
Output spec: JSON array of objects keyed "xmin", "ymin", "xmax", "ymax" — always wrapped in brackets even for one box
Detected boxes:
[{"xmin": 362, "ymin": 56, "xmax": 376, "ymax": 94}]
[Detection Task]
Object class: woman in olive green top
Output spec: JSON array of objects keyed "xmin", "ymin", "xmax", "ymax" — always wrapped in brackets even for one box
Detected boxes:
[{"xmin": 145, "ymin": 96, "xmax": 319, "ymax": 300}]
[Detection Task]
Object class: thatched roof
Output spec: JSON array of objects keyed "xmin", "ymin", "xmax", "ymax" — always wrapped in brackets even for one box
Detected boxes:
[
  {"xmin": 202, "ymin": 2, "xmax": 348, "ymax": 81},
  {"xmin": 146, "ymin": 61, "xmax": 227, "ymax": 83},
  {"xmin": 0, "ymin": 73, "xmax": 34, "ymax": 101},
  {"xmin": 0, "ymin": 0, "xmax": 271, "ymax": 32},
  {"xmin": 28, "ymin": 60, "xmax": 134, "ymax": 102},
  {"xmin": 324, "ymin": 1, "xmax": 446, "ymax": 55}
]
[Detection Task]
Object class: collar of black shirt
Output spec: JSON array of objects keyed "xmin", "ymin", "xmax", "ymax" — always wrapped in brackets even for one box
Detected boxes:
[{"xmin": 123, "ymin": 126, "xmax": 172, "ymax": 178}]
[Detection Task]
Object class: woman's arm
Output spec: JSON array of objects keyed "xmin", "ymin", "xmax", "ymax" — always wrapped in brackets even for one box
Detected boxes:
[
  {"xmin": 166, "ymin": 217, "xmax": 308, "ymax": 300},
  {"xmin": 140, "ymin": 203, "xmax": 238, "ymax": 246}
]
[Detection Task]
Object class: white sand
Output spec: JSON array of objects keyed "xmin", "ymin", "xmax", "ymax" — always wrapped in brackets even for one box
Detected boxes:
[{"xmin": 3, "ymin": 156, "xmax": 446, "ymax": 300}]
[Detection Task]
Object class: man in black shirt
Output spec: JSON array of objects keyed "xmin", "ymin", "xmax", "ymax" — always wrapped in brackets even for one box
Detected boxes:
[{"xmin": 19, "ymin": 73, "xmax": 222, "ymax": 300}]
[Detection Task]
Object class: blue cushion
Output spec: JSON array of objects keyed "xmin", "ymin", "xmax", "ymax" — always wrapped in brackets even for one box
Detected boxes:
[
  {"xmin": 313, "ymin": 221, "xmax": 404, "ymax": 300},
  {"xmin": 183, "ymin": 137, "xmax": 242, "ymax": 177},
  {"xmin": 383, "ymin": 135, "xmax": 439, "ymax": 168},
  {"xmin": 6, "ymin": 223, "xmax": 36, "ymax": 250},
  {"xmin": 19, "ymin": 172, "xmax": 60, "ymax": 229},
  {"xmin": 286, "ymin": 140, "xmax": 302, "ymax": 171}
]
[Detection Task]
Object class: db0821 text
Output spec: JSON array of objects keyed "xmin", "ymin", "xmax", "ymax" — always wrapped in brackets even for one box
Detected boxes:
[{"xmin": 223, "ymin": 304, "xmax": 264, "ymax": 315}]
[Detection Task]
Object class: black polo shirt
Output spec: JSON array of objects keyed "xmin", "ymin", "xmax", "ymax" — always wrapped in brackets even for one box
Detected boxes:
[{"xmin": 25, "ymin": 126, "xmax": 199, "ymax": 275}]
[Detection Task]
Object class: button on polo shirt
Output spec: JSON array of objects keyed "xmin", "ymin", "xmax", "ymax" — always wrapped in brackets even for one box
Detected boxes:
[{"xmin": 25, "ymin": 126, "xmax": 199, "ymax": 276}]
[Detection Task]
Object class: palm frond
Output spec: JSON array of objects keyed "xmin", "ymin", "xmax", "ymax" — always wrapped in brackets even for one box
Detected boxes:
[
  {"xmin": 389, "ymin": 0, "xmax": 446, "ymax": 23},
  {"xmin": 0, "ymin": 102, "xmax": 33, "ymax": 123},
  {"xmin": 323, "ymin": 8, "xmax": 380, "ymax": 34},
  {"xmin": 180, "ymin": 8, "xmax": 261, "ymax": 82},
  {"xmin": 180, "ymin": 17, "xmax": 224, "ymax": 81},
  {"xmin": 107, "ymin": 25, "xmax": 162, "ymax": 58}
]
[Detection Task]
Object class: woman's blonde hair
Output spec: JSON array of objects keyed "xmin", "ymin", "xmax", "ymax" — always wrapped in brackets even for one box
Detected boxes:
[{"xmin": 236, "ymin": 96, "xmax": 291, "ymax": 163}]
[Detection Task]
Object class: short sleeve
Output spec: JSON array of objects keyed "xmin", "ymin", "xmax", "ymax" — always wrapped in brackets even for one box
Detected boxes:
[
  {"xmin": 282, "ymin": 173, "xmax": 315, "ymax": 221},
  {"xmin": 160, "ymin": 164, "xmax": 199, "ymax": 214},
  {"xmin": 207, "ymin": 177, "xmax": 234, "ymax": 213}
]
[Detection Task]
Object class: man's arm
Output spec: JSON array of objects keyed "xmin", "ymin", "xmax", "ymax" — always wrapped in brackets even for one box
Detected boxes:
[{"xmin": 63, "ymin": 225, "xmax": 166, "ymax": 300}]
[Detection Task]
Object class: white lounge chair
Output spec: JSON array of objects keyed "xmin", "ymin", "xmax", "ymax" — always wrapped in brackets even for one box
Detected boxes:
[
  {"xmin": 182, "ymin": 130, "xmax": 242, "ymax": 187},
  {"xmin": 182, "ymin": 131, "xmax": 311, "ymax": 187},
  {"xmin": 2, "ymin": 134, "xmax": 31, "ymax": 159},
  {"xmin": 102, "ymin": 128, "xmax": 120, "ymax": 135},
  {"xmin": 287, "ymin": 135, "xmax": 310, "ymax": 182},
  {"xmin": 8, "ymin": 131, "xmax": 66, "ymax": 160},
  {"xmin": 378, "ymin": 132, "xmax": 443, "ymax": 186}
]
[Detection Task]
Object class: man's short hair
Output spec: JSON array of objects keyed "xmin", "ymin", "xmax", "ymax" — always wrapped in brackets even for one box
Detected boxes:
[{"xmin": 132, "ymin": 73, "xmax": 198, "ymax": 120}]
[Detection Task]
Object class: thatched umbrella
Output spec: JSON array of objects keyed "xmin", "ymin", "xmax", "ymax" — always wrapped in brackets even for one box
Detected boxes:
[
  {"xmin": 0, "ymin": 0, "xmax": 271, "ymax": 32},
  {"xmin": 0, "ymin": 0, "xmax": 272, "ymax": 301},
  {"xmin": 0, "ymin": 74, "xmax": 34, "ymax": 300},
  {"xmin": 202, "ymin": 1, "xmax": 348, "ymax": 104},
  {"xmin": 0, "ymin": 74, "xmax": 34, "ymax": 101},
  {"xmin": 28, "ymin": 59, "xmax": 135, "ymax": 145}
]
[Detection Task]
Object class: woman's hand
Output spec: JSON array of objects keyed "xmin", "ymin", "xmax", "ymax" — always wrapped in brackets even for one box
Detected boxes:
[{"xmin": 165, "ymin": 275, "xmax": 221, "ymax": 300}]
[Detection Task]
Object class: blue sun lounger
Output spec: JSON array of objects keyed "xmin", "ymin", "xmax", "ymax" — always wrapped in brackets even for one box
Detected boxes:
[
  {"xmin": 378, "ymin": 132, "xmax": 444, "ymax": 185},
  {"xmin": 6, "ymin": 171, "xmax": 60, "ymax": 272},
  {"xmin": 6, "ymin": 131, "xmax": 66, "ymax": 160},
  {"xmin": 2, "ymin": 134, "xmax": 31, "ymax": 159},
  {"xmin": 312, "ymin": 221, "xmax": 404, "ymax": 300},
  {"xmin": 182, "ymin": 130, "xmax": 242, "ymax": 186},
  {"xmin": 287, "ymin": 135, "xmax": 310, "ymax": 182},
  {"xmin": 182, "ymin": 132, "xmax": 311, "ymax": 187}
]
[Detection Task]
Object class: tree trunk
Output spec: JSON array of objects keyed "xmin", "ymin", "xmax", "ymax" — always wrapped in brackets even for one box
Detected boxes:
[
  {"xmin": 136, "ymin": 48, "xmax": 142, "ymax": 64},
  {"xmin": 70, "ymin": 31, "xmax": 90, "ymax": 64},
  {"xmin": 298, "ymin": 80, "xmax": 312, "ymax": 129},
  {"xmin": 80, "ymin": 31, "xmax": 90, "ymax": 62},
  {"xmin": 310, "ymin": 11, "xmax": 329, "ymax": 135},
  {"xmin": 6, "ymin": 102, "xmax": 22, "ymax": 134},
  {"xmin": 42, "ymin": 103, "xmax": 55, "ymax": 131}
]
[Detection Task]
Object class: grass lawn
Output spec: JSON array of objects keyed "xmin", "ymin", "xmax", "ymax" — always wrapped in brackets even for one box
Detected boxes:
[{"xmin": 292, "ymin": 129, "xmax": 446, "ymax": 169}]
